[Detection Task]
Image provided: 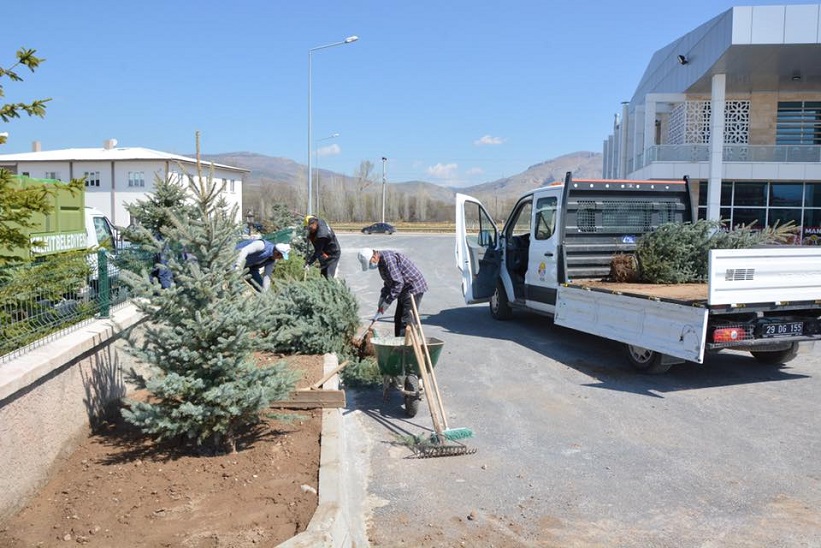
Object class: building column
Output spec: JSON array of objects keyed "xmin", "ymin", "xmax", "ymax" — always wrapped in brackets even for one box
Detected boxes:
[
  {"xmin": 643, "ymin": 96, "xmax": 657, "ymax": 160},
  {"xmin": 707, "ymin": 74, "xmax": 726, "ymax": 221},
  {"xmin": 618, "ymin": 102, "xmax": 630, "ymax": 178},
  {"xmin": 110, "ymin": 161, "xmax": 116, "ymax": 225}
]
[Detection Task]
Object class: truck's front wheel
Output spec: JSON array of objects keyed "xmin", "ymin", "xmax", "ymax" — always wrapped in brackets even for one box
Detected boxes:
[
  {"xmin": 624, "ymin": 344, "xmax": 673, "ymax": 374},
  {"xmin": 750, "ymin": 341, "xmax": 799, "ymax": 365},
  {"xmin": 490, "ymin": 280, "xmax": 513, "ymax": 320}
]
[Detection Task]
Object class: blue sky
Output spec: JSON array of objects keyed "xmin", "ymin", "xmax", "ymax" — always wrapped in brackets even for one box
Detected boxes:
[{"xmin": 2, "ymin": 1, "xmax": 811, "ymax": 187}]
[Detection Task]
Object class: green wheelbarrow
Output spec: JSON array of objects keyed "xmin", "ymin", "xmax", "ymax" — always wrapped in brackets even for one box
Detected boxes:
[{"xmin": 371, "ymin": 335, "xmax": 445, "ymax": 417}]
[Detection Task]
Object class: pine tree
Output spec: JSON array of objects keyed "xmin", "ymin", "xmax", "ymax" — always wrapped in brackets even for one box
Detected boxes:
[
  {"xmin": 121, "ymin": 154, "xmax": 296, "ymax": 454},
  {"xmin": 256, "ymin": 277, "xmax": 360, "ymax": 355},
  {"xmin": 635, "ymin": 218, "xmax": 798, "ymax": 284},
  {"xmin": 122, "ymin": 174, "xmax": 197, "ymax": 244}
]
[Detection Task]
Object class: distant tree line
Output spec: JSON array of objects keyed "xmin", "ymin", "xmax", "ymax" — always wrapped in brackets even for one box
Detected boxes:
[{"xmin": 243, "ymin": 160, "xmax": 461, "ymax": 224}]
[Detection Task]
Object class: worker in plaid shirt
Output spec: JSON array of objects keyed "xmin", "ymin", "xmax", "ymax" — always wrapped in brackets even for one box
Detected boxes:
[{"xmin": 358, "ymin": 248, "xmax": 429, "ymax": 337}]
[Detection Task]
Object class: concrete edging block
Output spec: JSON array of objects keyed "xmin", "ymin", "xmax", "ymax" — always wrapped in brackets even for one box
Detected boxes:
[{"xmin": 278, "ymin": 353, "xmax": 354, "ymax": 548}]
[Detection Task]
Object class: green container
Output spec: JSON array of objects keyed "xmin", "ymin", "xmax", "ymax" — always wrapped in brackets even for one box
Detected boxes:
[
  {"xmin": 262, "ymin": 227, "xmax": 296, "ymax": 245},
  {"xmin": 372, "ymin": 336, "xmax": 445, "ymax": 376}
]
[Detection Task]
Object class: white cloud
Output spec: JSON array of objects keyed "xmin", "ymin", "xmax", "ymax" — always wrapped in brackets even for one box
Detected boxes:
[
  {"xmin": 473, "ymin": 135, "xmax": 504, "ymax": 146},
  {"xmin": 426, "ymin": 162, "xmax": 458, "ymax": 179},
  {"xmin": 317, "ymin": 143, "xmax": 341, "ymax": 157},
  {"xmin": 466, "ymin": 167, "xmax": 484, "ymax": 176}
]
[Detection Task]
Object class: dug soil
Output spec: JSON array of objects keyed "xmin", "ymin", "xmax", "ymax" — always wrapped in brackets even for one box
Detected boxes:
[{"xmin": 0, "ymin": 354, "xmax": 325, "ymax": 548}]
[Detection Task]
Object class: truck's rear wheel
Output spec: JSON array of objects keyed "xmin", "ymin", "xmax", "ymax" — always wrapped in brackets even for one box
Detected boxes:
[
  {"xmin": 490, "ymin": 280, "xmax": 513, "ymax": 320},
  {"xmin": 624, "ymin": 344, "xmax": 672, "ymax": 374},
  {"xmin": 750, "ymin": 341, "xmax": 799, "ymax": 365}
]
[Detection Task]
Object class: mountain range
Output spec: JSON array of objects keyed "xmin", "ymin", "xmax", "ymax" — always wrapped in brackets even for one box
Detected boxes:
[{"xmin": 200, "ymin": 151, "xmax": 604, "ymax": 206}]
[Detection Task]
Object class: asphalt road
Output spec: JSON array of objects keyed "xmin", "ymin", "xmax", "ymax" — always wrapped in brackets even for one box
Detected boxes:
[{"xmin": 336, "ymin": 232, "xmax": 821, "ymax": 547}]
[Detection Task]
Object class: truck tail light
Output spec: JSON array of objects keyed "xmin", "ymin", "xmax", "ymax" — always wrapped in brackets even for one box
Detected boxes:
[{"xmin": 712, "ymin": 327, "xmax": 744, "ymax": 343}]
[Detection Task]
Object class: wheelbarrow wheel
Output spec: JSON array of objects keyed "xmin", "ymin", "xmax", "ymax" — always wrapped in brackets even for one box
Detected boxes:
[{"xmin": 404, "ymin": 374, "xmax": 420, "ymax": 417}]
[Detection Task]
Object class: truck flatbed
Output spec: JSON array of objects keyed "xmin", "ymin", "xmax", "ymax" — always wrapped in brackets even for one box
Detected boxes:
[{"xmin": 569, "ymin": 279, "xmax": 708, "ymax": 305}]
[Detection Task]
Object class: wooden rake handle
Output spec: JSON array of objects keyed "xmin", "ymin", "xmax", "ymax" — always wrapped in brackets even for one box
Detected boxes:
[
  {"xmin": 409, "ymin": 294, "xmax": 449, "ymax": 431},
  {"xmin": 405, "ymin": 328, "xmax": 446, "ymax": 439}
]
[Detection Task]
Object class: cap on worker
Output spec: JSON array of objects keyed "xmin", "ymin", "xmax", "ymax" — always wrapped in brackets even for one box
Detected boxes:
[
  {"xmin": 275, "ymin": 243, "xmax": 290, "ymax": 260},
  {"xmin": 303, "ymin": 215, "xmax": 317, "ymax": 227},
  {"xmin": 357, "ymin": 248, "xmax": 374, "ymax": 272}
]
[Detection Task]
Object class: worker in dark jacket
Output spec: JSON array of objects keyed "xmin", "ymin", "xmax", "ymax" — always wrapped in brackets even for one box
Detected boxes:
[
  {"xmin": 358, "ymin": 248, "xmax": 429, "ymax": 337},
  {"xmin": 304, "ymin": 215, "xmax": 341, "ymax": 279}
]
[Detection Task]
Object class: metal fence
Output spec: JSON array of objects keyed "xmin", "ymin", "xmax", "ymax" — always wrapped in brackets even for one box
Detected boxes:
[{"xmin": 0, "ymin": 249, "xmax": 147, "ymax": 362}]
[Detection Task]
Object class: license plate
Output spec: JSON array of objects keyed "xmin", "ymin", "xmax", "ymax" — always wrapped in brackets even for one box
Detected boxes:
[{"xmin": 761, "ymin": 322, "xmax": 803, "ymax": 338}]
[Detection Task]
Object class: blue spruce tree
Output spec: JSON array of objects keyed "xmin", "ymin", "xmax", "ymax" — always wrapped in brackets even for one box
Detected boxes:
[{"xmin": 121, "ymin": 160, "xmax": 296, "ymax": 454}]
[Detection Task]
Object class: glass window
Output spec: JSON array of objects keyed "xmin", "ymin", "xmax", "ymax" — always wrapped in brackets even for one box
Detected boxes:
[
  {"xmin": 733, "ymin": 182, "xmax": 768, "ymax": 206},
  {"xmin": 801, "ymin": 210, "xmax": 821, "ymax": 245},
  {"xmin": 768, "ymin": 208, "xmax": 802, "ymax": 227},
  {"xmin": 720, "ymin": 208, "xmax": 732, "ymax": 225},
  {"xmin": 92, "ymin": 216, "xmax": 114, "ymax": 248},
  {"xmin": 534, "ymin": 196, "xmax": 557, "ymax": 240},
  {"xmin": 697, "ymin": 181, "xmax": 733, "ymax": 206},
  {"xmin": 721, "ymin": 182, "xmax": 733, "ymax": 205},
  {"xmin": 777, "ymin": 101, "xmax": 821, "ymax": 145},
  {"xmin": 731, "ymin": 208, "xmax": 766, "ymax": 229},
  {"xmin": 463, "ymin": 201, "xmax": 496, "ymax": 249},
  {"xmin": 506, "ymin": 201, "xmax": 533, "ymax": 238},
  {"xmin": 128, "ymin": 171, "xmax": 145, "ymax": 188},
  {"xmin": 769, "ymin": 183, "xmax": 803, "ymax": 207},
  {"xmin": 84, "ymin": 171, "xmax": 101, "ymax": 188},
  {"xmin": 805, "ymin": 183, "xmax": 821, "ymax": 208}
]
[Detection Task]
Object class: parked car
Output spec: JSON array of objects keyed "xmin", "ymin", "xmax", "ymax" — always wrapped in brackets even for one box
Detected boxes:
[{"xmin": 361, "ymin": 222, "xmax": 396, "ymax": 235}]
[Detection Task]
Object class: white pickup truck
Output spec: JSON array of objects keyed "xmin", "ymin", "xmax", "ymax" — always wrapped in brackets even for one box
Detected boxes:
[{"xmin": 455, "ymin": 173, "xmax": 821, "ymax": 373}]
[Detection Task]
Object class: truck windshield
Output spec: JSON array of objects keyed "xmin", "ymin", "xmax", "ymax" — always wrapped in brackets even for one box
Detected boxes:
[{"xmin": 92, "ymin": 216, "xmax": 115, "ymax": 249}]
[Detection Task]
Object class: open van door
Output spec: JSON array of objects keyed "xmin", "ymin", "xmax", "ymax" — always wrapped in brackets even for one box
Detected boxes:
[{"xmin": 455, "ymin": 194, "xmax": 501, "ymax": 304}]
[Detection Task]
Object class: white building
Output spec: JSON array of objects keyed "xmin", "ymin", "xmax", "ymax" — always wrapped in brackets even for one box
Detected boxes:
[
  {"xmin": 604, "ymin": 4, "xmax": 821, "ymax": 245},
  {"xmin": 0, "ymin": 139, "xmax": 248, "ymax": 228}
]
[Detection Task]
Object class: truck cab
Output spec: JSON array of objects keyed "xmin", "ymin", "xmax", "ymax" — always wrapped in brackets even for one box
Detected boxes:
[{"xmin": 456, "ymin": 174, "xmax": 693, "ymax": 320}]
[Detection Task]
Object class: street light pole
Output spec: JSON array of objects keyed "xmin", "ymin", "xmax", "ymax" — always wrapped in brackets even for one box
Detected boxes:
[
  {"xmin": 381, "ymin": 156, "xmax": 387, "ymax": 223},
  {"xmin": 307, "ymin": 35, "xmax": 358, "ymax": 216},
  {"xmin": 315, "ymin": 133, "xmax": 339, "ymax": 215}
]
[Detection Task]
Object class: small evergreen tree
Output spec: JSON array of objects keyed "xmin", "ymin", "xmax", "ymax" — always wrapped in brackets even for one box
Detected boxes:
[
  {"xmin": 635, "ymin": 218, "xmax": 798, "ymax": 283},
  {"xmin": 122, "ymin": 173, "xmax": 197, "ymax": 243},
  {"xmin": 256, "ymin": 277, "xmax": 360, "ymax": 355},
  {"xmin": 121, "ymin": 154, "xmax": 296, "ymax": 454}
]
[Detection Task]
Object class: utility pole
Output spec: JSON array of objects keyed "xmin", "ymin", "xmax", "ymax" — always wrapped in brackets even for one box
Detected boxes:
[{"xmin": 381, "ymin": 156, "xmax": 387, "ymax": 223}]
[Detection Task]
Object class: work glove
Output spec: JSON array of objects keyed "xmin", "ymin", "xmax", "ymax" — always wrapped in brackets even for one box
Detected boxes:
[{"xmin": 372, "ymin": 309, "xmax": 384, "ymax": 322}]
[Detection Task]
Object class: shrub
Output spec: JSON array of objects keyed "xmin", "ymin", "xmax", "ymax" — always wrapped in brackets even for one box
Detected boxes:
[
  {"xmin": 256, "ymin": 277, "xmax": 360, "ymax": 355},
  {"xmin": 635, "ymin": 219, "xmax": 798, "ymax": 283}
]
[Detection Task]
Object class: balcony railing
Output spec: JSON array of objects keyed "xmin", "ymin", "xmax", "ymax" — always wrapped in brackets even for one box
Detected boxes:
[{"xmin": 638, "ymin": 145, "xmax": 821, "ymax": 169}]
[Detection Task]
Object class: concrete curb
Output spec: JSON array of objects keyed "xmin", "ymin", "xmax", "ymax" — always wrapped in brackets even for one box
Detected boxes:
[{"xmin": 278, "ymin": 353, "xmax": 357, "ymax": 548}]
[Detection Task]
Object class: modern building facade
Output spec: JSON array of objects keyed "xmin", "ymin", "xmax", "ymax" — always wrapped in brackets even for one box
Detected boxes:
[
  {"xmin": 0, "ymin": 140, "xmax": 248, "ymax": 228},
  {"xmin": 604, "ymin": 4, "xmax": 821, "ymax": 245}
]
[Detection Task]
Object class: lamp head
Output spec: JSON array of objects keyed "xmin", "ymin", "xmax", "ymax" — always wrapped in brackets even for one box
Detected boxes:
[
  {"xmin": 345, "ymin": 36, "xmax": 359, "ymax": 43},
  {"xmin": 677, "ymin": 54, "xmax": 688, "ymax": 65}
]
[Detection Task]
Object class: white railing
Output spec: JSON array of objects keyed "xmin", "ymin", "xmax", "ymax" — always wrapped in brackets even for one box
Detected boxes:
[{"xmin": 637, "ymin": 145, "xmax": 821, "ymax": 169}]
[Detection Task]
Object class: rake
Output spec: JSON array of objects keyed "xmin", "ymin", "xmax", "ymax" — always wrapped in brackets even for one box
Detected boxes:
[{"xmin": 405, "ymin": 295, "xmax": 475, "ymax": 457}]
